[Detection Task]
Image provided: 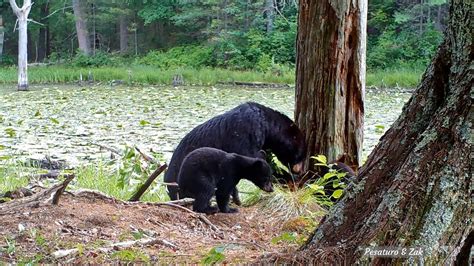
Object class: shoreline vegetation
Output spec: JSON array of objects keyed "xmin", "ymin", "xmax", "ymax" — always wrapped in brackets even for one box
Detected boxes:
[{"xmin": 0, "ymin": 65, "xmax": 423, "ymax": 89}]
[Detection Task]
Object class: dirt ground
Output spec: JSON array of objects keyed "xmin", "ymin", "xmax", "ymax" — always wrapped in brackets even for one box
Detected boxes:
[{"xmin": 0, "ymin": 190, "xmax": 314, "ymax": 264}]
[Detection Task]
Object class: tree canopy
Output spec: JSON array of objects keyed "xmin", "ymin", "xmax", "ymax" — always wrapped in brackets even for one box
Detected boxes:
[{"xmin": 0, "ymin": 0, "xmax": 447, "ymax": 71}]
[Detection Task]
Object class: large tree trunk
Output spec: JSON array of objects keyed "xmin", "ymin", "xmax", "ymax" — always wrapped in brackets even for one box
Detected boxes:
[
  {"xmin": 9, "ymin": 0, "xmax": 32, "ymax": 91},
  {"xmin": 119, "ymin": 15, "xmax": 128, "ymax": 54},
  {"xmin": 72, "ymin": 0, "xmax": 91, "ymax": 56},
  {"xmin": 295, "ymin": 0, "xmax": 366, "ymax": 170},
  {"xmin": 276, "ymin": 0, "xmax": 472, "ymax": 264}
]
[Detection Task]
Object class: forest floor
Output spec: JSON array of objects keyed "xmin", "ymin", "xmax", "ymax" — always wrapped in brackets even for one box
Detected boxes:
[{"xmin": 0, "ymin": 188, "xmax": 317, "ymax": 264}]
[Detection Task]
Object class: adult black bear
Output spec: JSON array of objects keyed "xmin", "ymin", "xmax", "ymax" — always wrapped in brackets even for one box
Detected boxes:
[
  {"xmin": 178, "ymin": 147, "xmax": 274, "ymax": 214},
  {"xmin": 164, "ymin": 102, "xmax": 307, "ymax": 201}
]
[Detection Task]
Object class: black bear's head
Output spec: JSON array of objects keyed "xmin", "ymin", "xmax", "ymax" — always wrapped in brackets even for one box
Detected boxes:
[
  {"xmin": 270, "ymin": 123, "xmax": 307, "ymax": 173},
  {"xmin": 250, "ymin": 159, "xmax": 274, "ymax": 193}
]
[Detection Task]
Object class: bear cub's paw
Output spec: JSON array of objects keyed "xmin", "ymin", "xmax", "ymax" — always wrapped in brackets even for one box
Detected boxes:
[{"xmin": 220, "ymin": 207, "xmax": 239, "ymax": 213}]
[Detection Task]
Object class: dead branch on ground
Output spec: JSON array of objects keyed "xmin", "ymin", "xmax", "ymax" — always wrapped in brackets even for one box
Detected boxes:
[{"xmin": 0, "ymin": 174, "xmax": 75, "ymax": 215}]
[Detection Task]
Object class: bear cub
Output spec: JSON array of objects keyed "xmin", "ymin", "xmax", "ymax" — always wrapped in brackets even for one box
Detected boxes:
[{"xmin": 177, "ymin": 147, "xmax": 274, "ymax": 214}]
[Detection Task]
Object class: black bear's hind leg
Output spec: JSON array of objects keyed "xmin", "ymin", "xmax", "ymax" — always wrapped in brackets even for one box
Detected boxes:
[{"xmin": 231, "ymin": 187, "xmax": 242, "ymax": 206}]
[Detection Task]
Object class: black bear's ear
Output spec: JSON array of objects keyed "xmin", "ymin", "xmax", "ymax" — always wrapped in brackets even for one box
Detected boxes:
[{"xmin": 258, "ymin": 150, "xmax": 267, "ymax": 159}]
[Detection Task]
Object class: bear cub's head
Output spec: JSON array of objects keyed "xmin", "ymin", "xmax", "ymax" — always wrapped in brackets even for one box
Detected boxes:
[{"xmin": 246, "ymin": 158, "xmax": 274, "ymax": 193}]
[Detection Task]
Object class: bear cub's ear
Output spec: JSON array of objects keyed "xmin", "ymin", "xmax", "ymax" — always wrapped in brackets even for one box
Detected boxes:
[{"xmin": 258, "ymin": 150, "xmax": 267, "ymax": 159}]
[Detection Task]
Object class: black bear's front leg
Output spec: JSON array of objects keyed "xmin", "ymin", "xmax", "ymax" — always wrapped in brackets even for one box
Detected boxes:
[
  {"xmin": 231, "ymin": 187, "xmax": 242, "ymax": 206},
  {"xmin": 216, "ymin": 186, "xmax": 238, "ymax": 213}
]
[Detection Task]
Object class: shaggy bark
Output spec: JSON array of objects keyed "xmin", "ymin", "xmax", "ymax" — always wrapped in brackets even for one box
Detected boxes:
[
  {"xmin": 295, "ymin": 0, "xmax": 367, "ymax": 170},
  {"xmin": 9, "ymin": 0, "xmax": 32, "ymax": 91},
  {"xmin": 294, "ymin": 0, "xmax": 472, "ymax": 264}
]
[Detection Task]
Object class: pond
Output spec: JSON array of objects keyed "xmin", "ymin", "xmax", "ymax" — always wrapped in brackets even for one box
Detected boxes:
[{"xmin": 0, "ymin": 85, "xmax": 411, "ymax": 166}]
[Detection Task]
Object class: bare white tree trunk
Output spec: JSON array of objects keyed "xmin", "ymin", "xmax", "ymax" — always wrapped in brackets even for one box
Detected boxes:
[{"xmin": 9, "ymin": 0, "xmax": 32, "ymax": 91}]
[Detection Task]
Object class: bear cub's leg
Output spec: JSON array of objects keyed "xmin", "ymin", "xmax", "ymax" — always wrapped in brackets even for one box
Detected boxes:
[
  {"xmin": 193, "ymin": 192, "xmax": 218, "ymax": 214},
  {"xmin": 216, "ymin": 186, "xmax": 238, "ymax": 213}
]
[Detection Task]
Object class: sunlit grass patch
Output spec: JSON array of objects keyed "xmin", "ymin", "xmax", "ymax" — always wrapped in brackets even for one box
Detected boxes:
[
  {"xmin": 0, "ymin": 66, "xmax": 295, "ymax": 86},
  {"xmin": 1, "ymin": 64, "xmax": 423, "ymax": 88},
  {"xmin": 74, "ymin": 161, "xmax": 170, "ymax": 203},
  {"xmin": 240, "ymin": 180, "xmax": 326, "ymax": 222},
  {"xmin": 0, "ymin": 163, "xmax": 30, "ymax": 193}
]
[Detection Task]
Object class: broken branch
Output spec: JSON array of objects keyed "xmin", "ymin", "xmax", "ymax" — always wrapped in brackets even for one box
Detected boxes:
[
  {"xmin": 52, "ymin": 174, "xmax": 75, "ymax": 205},
  {"xmin": 129, "ymin": 163, "xmax": 167, "ymax": 202}
]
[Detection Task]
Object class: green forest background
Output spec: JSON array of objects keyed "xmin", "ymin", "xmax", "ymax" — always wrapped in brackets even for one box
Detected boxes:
[{"xmin": 0, "ymin": 0, "xmax": 447, "ymax": 84}]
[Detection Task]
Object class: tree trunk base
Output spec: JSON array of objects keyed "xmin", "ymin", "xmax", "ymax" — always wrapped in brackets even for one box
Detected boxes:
[{"xmin": 17, "ymin": 84, "xmax": 29, "ymax": 91}]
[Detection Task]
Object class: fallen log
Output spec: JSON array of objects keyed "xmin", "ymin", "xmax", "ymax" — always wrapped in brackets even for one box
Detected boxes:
[
  {"xmin": 52, "ymin": 237, "xmax": 178, "ymax": 259},
  {"xmin": 71, "ymin": 190, "xmax": 219, "ymax": 233},
  {"xmin": 0, "ymin": 174, "xmax": 75, "ymax": 214},
  {"xmin": 217, "ymin": 81, "xmax": 291, "ymax": 88}
]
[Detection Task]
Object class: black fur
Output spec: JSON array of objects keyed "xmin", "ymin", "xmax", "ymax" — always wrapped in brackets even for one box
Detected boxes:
[
  {"xmin": 177, "ymin": 147, "xmax": 274, "ymax": 214},
  {"xmin": 165, "ymin": 102, "xmax": 306, "ymax": 201}
]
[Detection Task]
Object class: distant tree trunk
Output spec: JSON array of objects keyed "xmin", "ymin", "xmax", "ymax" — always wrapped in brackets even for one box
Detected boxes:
[
  {"xmin": 91, "ymin": 3, "xmax": 96, "ymax": 55},
  {"xmin": 72, "ymin": 0, "xmax": 91, "ymax": 55},
  {"xmin": 9, "ymin": 0, "xmax": 32, "ymax": 91},
  {"xmin": 275, "ymin": 0, "xmax": 472, "ymax": 264},
  {"xmin": 264, "ymin": 0, "xmax": 274, "ymax": 33},
  {"xmin": 38, "ymin": 2, "xmax": 50, "ymax": 61},
  {"xmin": 295, "ymin": 0, "xmax": 367, "ymax": 170},
  {"xmin": 119, "ymin": 15, "xmax": 128, "ymax": 54},
  {"xmin": 0, "ymin": 16, "xmax": 4, "ymax": 59},
  {"xmin": 419, "ymin": 0, "xmax": 424, "ymax": 34}
]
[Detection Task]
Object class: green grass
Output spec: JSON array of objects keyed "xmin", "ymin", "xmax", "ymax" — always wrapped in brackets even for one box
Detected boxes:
[
  {"xmin": 0, "ymin": 65, "xmax": 424, "ymax": 88},
  {"xmin": 366, "ymin": 67, "xmax": 423, "ymax": 88},
  {"xmin": 0, "ymin": 165, "xmax": 29, "ymax": 193},
  {"xmin": 0, "ymin": 161, "xmax": 170, "ymax": 202},
  {"xmin": 0, "ymin": 66, "xmax": 295, "ymax": 86},
  {"xmin": 73, "ymin": 163, "xmax": 170, "ymax": 202}
]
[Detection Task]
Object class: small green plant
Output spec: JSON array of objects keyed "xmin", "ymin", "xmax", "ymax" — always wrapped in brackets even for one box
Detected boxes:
[
  {"xmin": 4, "ymin": 236, "xmax": 16, "ymax": 255},
  {"xmin": 375, "ymin": 124, "xmax": 385, "ymax": 133},
  {"xmin": 4, "ymin": 128, "xmax": 16, "ymax": 138},
  {"xmin": 201, "ymin": 246, "xmax": 226, "ymax": 265},
  {"xmin": 271, "ymin": 232, "xmax": 297, "ymax": 244},
  {"xmin": 308, "ymin": 155, "xmax": 348, "ymax": 207},
  {"xmin": 29, "ymin": 228, "xmax": 47, "ymax": 248},
  {"xmin": 111, "ymin": 249, "xmax": 149, "ymax": 262},
  {"xmin": 117, "ymin": 146, "xmax": 163, "ymax": 189}
]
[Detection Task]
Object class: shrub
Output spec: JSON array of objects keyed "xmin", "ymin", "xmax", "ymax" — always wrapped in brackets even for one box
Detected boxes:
[
  {"xmin": 0, "ymin": 54, "xmax": 15, "ymax": 66},
  {"xmin": 71, "ymin": 51, "xmax": 112, "ymax": 67},
  {"xmin": 137, "ymin": 45, "xmax": 213, "ymax": 69}
]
